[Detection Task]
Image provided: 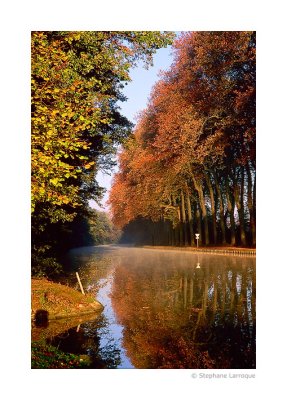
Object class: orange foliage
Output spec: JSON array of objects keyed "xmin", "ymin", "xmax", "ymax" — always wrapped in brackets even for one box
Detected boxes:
[{"xmin": 109, "ymin": 32, "xmax": 256, "ymax": 238}]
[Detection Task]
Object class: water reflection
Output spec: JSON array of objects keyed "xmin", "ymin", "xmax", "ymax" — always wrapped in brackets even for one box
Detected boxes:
[
  {"xmin": 47, "ymin": 315, "xmax": 122, "ymax": 368},
  {"xmin": 43, "ymin": 249, "xmax": 133, "ymax": 368},
  {"xmin": 34, "ymin": 246, "xmax": 255, "ymax": 369},
  {"xmin": 109, "ymin": 247, "xmax": 255, "ymax": 369}
]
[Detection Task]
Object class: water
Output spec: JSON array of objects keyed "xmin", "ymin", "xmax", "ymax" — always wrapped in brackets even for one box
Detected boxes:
[{"xmin": 38, "ymin": 245, "xmax": 256, "ymax": 369}]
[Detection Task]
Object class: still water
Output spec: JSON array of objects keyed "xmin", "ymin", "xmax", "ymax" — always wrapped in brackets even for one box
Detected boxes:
[{"xmin": 45, "ymin": 245, "xmax": 256, "ymax": 369}]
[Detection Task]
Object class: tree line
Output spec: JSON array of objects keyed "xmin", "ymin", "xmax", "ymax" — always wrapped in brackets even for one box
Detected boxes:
[
  {"xmin": 109, "ymin": 32, "xmax": 256, "ymax": 247},
  {"xmin": 31, "ymin": 31, "xmax": 174, "ymax": 276}
]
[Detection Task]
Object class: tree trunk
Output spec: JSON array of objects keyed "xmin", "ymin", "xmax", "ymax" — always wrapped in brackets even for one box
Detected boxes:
[
  {"xmin": 185, "ymin": 187, "xmax": 195, "ymax": 246},
  {"xmin": 195, "ymin": 202, "xmax": 202, "ymax": 244},
  {"xmin": 246, "ymin": 162, "xmax": 256, "ymax": 246},
  {"xmin": 205, "ymin": 170, "xmax": 217, "ymax": 244},
  {"xmin": 170, "ymin": 194, "xmax": 180, "ymax": 246},
  {"xmin": 181, "ymin": 189, "xmax": 188, "ymax": 246},
  {"xmin": 225, "ymin": 175, "xmax": 236, "ymax": 246},
  {"xmin": 191, "ymin": 173, "xmax": 210, "ymax": 245},
  {"xmin": 214, "ymin": 172, "xmax": 226, "ymax": 244},
  {"xmin": 240, "ymin": 166, "xmax": 247, "ymax": 246},
  {"xmin": 234, "ymin": 168, "xmax": 246, "ymax": 246},
  {"xmin": 167, "ymin": 223, "xmax": 171, "ymax": 245},
  {"xmin": 178, "ymin": 207, "xmax": 183, "ymax": 246}
]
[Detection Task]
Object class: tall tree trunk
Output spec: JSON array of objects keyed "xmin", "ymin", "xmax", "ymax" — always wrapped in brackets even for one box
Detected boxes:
[
  {"xmin": 170, "ymin": 195, "xmax": 180, "ymax": 246},
  {"xmin": 205, "ymin": 170, "xmax": 217, "ymax": 244},
  {"xmin": 246, "ymin": 162, "xmax": 256, "ymax": 246},
  {"xmin": 175, "ymin": 224, "xmax": 180, "ymax": 246},
  {"xmin": 185, "ymin": 186, "xmax": 195, "ymax": 246},
  {"xmin": 225, "ymin": 175, "xmax": 236, "ymax": 246},
  {"xmin": 214, "ymin": 172, "xmax": 226, "ymax": 244},
  {"xmin": 234, "ymin": 168, "xmax": 246, "ymax": 246},
  {"xmin": 191, "ymin": 173, "xmax": 210, "ymax": 245},
  {"xmin": 176, "ymin": 200, "xmax": 183, "ymax": 246},
  {"xmin": 170, "ymin": 194, "xmax": 180, "ymax": 246},
  {"xmin": 162, "ymin": 217, "xmax": 168, "ymax": 245},
  {"xmin": 181, "ymin": 189, "xmax": 188, "ymax": 246},
  {"xmin": 169, "ymin": 221, "xmax": 174, "ymax": 246},
  {"xmin": 240, "ymin": 166, "xmax": 247, "ymax": 246},
  {"xmin": 195, "ymin": 202, "xmax": 202, "ymax": 244}
]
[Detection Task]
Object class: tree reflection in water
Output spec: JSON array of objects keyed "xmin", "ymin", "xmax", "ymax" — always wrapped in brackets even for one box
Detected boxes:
[
  {"xmin": 47, "ymin": 251, "xmax": 124, "ymax": 369},
  {"xmin": 51, "ymin": 246, "xmax": 255, "ymax": 369},
  {"xmin": 48, "ymin": 314, "xmax": 122, "ymax": 368},
  {"xmin": 110, "ymin": 249, "xmax": 255, "ymax": 369}
]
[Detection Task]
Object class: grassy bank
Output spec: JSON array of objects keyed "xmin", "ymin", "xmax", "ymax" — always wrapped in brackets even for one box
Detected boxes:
[
  {"xmin": 31, "ymin": 343, "xmax": 91, "ymax": 368},
  {"xmin": 31, "ymin": 278, "xmax": 104, "ymax": 368},
  {"xmin": 31, "ymin": 278, "xmax": 103, "ymax": 321}
]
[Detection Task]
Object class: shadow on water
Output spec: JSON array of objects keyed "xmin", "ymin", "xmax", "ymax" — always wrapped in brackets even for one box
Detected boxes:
[{"xmin": 33, "ymin": 245, "xmax": 256, "ymax": 369}]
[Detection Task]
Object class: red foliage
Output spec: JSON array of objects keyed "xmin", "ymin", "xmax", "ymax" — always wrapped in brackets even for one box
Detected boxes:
[{"xmin": 109, "ymin": 31, "xmax": 256, "ymax": 234}]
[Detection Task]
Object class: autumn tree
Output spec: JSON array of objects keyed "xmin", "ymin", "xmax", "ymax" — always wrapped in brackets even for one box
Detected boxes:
[
  {"xmin": 31, "ymin": 31, "xmax": 174, "ymax": 275},
  {"xmin": 109, "ymin": 31, "xmax": 256, "ymax": 247}
]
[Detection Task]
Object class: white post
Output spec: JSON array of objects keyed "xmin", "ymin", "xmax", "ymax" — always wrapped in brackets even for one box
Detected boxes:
[
  {"xmin": 76, "ymin": 272, "xmax": 85, "ymax": 295},
  {"xmin": 195, "ymin": 233, "xmax": 200, "ymax": 248}
]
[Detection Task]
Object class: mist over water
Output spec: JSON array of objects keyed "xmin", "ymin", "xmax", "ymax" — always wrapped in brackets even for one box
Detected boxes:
[{"xmin": 49, "ymin": 245, "xmax": 256, "ymax": 368}]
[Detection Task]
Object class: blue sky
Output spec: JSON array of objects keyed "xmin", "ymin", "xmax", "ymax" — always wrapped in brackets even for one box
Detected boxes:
[
  {"xmin": 120, "ymin": 45, "xmax": 175, "ymax": 124},
  {"xmin": 92, "ymin": 44, "xmax": 175, "ymax": 211}
]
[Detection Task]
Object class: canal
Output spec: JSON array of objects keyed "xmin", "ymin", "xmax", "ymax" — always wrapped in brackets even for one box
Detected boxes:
[{"xmin": 35, "ymin": 245, "xmax": 256, "ymax": 369}]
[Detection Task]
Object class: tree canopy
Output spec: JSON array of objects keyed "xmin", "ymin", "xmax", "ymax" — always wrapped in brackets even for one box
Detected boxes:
[
  {"xmin": 31, "ymin": 30, "xmax": 174, "ymax": 275},
  {"xmin": 109, "ymin": 31, "xmax": 256, "ymax": 247}
]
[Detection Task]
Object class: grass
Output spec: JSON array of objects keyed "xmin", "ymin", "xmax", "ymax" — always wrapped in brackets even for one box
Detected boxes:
[
  {"xmin": 31, "ymin": 342, "xmax": 91, "ymax": 368},
  {"xmin": 31, "ymin": 278, "xmax": 103, "ymax": 320}
]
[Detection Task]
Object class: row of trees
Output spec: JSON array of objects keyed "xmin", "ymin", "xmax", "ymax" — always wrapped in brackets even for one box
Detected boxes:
[
  {"xmin": 109, "ymin": 32, "xmax": 256, "ymax": 247},
  {"xmin": 31, "ymin": 31, "xmax": 174, "ymax": 275}
]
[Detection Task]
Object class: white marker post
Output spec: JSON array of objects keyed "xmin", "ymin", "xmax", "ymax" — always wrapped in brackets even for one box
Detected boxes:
[
  {"xmin": 76, "ymin": 272, "xmax": 85, "ymax": 295},
  {"xmin": 195, "ymin": 233, "xmax": 200, "ymax": 248}
]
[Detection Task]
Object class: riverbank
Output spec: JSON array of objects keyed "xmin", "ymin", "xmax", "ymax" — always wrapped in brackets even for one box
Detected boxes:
[
  {"xmin": 142, "ymin": 245, "xmax": 256, "ymax": 256},
  {"xmin": 31, "ymin": 278, "xmax": 103, "ymax": 322},
  {"xmin": 31, "ymin": 342, "xmax": 92, "ymax": 368},
  {"xmin": 31, "ymin": 279, "xmax": 103, "ymax": 368}
]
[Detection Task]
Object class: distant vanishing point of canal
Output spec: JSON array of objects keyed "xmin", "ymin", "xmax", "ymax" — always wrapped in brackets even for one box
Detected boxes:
[{"xmin": 40, "ymin": 245, "xmax": 256, "ymax": 369}]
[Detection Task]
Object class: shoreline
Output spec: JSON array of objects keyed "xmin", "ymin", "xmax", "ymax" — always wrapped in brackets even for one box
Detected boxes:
[
  {"xmin": 31, "ymin": 278, "xmax": 103, "ymax": 322},
  {"xmin": 142, "ymin": 245, "xmax": 256, "ymax": 257}
]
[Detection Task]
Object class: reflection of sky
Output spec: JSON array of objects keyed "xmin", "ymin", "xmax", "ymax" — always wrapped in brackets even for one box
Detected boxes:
[{"xmin": 97, "ymin": 272, "xmax": 134, "ymax": 368}]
